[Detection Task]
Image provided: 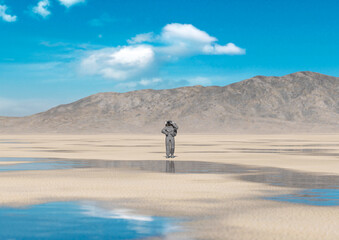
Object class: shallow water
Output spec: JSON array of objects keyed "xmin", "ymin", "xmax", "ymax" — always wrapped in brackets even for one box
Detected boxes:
[
  {"xmin": 0, "ymin": 158, "xmax": 85, "ymax": 172},
  {"xmin": 0, "ymin": 201, "xmax": 178, "ymax": 240},
  {"xmin": 68, "ymin": 159, "xmax": 339, "ymax": 190},
  {"xmin": 1, "ymin": 158, "xmax": 338, "ymax": 188},
  {"xmin": 265, "ymin": 189, "xmax": 339, "ymax": 206},
  {"xmin": 229, "ymin": 147, "xmax": 338, "ymax": 157},
  {"xmin": 1, "ymin": 157, "xmax": 338, "ymax": 206}
]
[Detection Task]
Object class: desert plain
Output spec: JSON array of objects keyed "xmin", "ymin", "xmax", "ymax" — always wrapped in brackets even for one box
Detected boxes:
[{"xmin": 0, "ymin": 134, "xmax": 338, "ymax": 240}]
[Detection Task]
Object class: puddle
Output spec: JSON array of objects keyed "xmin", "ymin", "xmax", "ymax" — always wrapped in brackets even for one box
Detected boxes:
[
  {"xmin": 265, "ymin": 189, "xmax": 339, "ymax": 206},
  {"xmin": 98, "ymin": 145, "xmax": 157, "ymax": 148},
  {"xmin": 181, "ymin": 151, "xmax": 230, "ymax": 153},
  {"xmin": 1, "ymin": 157, "xmax": 338, "ymax": 189},
  {"xmin": 230, "ymin": 148, "xmax": 337, "ymax": 156},
  {"xmin": 240, "ymin": 169, "xmax": 339, "ymax": 189},
  {"xmin": 0, "ymin": 158, "xmax": 86, "ymax": 172},
  {"xmin": 0, "ymin": 201, "xmax": 179, "ymax": 239},
  {"xmin": 1, "ymin": 157, "xmax": 339, "ymax": 207},
  {"xmin": 70, "ymin": 159, "xmax": 339, "ymax": 188},
  {"xmin": 270, "ymin": 144, "xmax": 339, "ymax": 147},
  {"xmin": 70, "ymin": 159, "xmax": 248, "ymax": 174},
  {"xmin": 180, "ymin": 144, "xmax": 219, "ymax": 146},
  {"xmin": 0, "ymin": 158, "xmax": 247, "ymax": 174},
  {"xmin": 32, "ymin": 150, "xmax": 82, "ymax": 153}
]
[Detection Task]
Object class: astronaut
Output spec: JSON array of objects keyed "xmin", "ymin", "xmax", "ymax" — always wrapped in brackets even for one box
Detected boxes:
[{"xmin": 161, "ymin": 120, "xmax": 178, "ymax": 158}]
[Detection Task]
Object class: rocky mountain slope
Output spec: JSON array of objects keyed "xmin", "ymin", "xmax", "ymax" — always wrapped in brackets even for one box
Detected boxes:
[{"xmin": 0, "ymin": 71, "xmax": 338, "ymax": 133}]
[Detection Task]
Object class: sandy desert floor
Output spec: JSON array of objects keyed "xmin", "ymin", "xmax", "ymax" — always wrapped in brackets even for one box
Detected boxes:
[{"xmin": 0, "ymin": 134, "xmax": 338, "ymax": 240}]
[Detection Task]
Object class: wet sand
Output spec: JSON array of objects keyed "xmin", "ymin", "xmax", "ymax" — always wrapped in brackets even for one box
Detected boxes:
[{"xmin": 0, "ymin": 134, "xmax": 338, "ymax": 240}]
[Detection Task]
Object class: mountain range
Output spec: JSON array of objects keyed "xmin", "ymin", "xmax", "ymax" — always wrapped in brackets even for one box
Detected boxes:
[{"xmin": 0, "ymin": 71, "xmax": 338, "ymax": 134}]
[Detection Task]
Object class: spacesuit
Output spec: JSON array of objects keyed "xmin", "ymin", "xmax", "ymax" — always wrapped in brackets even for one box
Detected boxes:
[{"xmin": 161, "ymin": 121, "xmax": 178, "ymax": 158}]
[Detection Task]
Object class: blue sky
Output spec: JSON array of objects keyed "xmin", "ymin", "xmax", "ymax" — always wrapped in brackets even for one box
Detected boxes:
[{"xmin": 0, "ymin": 0, "xmax": 338, "ymax": 116}]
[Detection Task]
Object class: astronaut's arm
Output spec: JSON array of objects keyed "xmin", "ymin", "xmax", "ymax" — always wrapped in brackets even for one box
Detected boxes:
[
  {"xmin": 172, "ymin": 122, "xmax": 179, "ymax": 130},
  {"xmin": 161, "ymin": 128, "xmax": 168, "ymax": 135}
]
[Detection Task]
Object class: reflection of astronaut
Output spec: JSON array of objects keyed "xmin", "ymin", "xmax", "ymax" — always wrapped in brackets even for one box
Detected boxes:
[
  {"xmin": 161, "ymin": 120, "xmax": 179, "ymax": 158},
  {"xmin": 166, "ymin": 161, "xmax": 175, "ymax": 173}
]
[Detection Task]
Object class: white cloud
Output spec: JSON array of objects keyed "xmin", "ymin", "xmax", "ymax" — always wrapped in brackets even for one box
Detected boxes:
[
  {"xmin": 161, "ymin": 23, "xmax": 217, "ymax": 44},
  {"xmin": 33, "ymin": 0, "xmax": 51, "ymax": 18},
  {"xmin": 80, "ymin": 23, "xmax": 245, "ymax": 81},
  {"xmin": 156, "ymin": 23, "xmax": 245, "ymax": 57},
  {"xmin": 58, "ymin": 0, "xmax": 85, "ymax": 8},
  {"xmin": 0, "ymin": 5, "xmax": 17, "ymax": 22},
  {"xmin": 127, "ymin": 32, "xmax": 154, "ymax": 44},
  {"xmin": 203, "ymin": 42, "xmax": 246, "ymax": 55},
  {"xmin": 139, "ymin": 77, "xmax": 162, "ymax": 86},
  {"xmin": 80, "ymin": 45, "xmax": 155, "ymax": 80}
]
